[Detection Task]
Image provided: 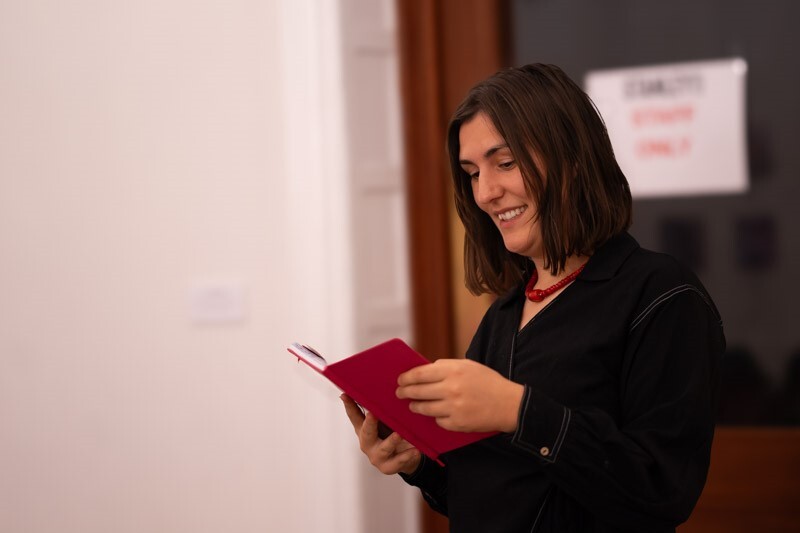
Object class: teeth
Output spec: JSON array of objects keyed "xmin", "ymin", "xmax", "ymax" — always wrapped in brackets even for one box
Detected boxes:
[{"xmin": 498, "ymin": 207, "xmax": 526, "ymax": 221}]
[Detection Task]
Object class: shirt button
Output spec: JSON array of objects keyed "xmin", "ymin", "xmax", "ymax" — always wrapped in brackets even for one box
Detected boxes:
[{"xmin": 540, "ymin": 446, "xmax": 550, "ymax": 457}]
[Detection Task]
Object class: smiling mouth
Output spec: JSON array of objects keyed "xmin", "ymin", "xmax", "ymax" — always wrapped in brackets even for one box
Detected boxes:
[{"xmin": 497, "ymin": 206, "xmax": 527, "ymax": 222}]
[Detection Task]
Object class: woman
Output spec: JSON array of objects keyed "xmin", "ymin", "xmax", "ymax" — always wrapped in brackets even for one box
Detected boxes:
[{"xmin": 342, "ymin": 64, "xmax": 725, "ymax": 532}]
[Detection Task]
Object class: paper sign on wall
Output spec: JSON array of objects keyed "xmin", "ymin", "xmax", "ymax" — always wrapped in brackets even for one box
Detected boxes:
[{"xmin": 585, "ymin": 58, "xmax": 748, "ymax": 198}]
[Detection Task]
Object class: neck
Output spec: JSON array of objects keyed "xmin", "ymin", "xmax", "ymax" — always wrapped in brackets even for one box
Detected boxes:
[{"xmin": 524, "ymin": 254, "xmax": 589, "ymax": 303}]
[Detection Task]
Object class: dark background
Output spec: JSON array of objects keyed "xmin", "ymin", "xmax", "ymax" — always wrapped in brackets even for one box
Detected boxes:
[{"xmin": 512, "ymin": 0, "xmax": 800, "ymax": 424}]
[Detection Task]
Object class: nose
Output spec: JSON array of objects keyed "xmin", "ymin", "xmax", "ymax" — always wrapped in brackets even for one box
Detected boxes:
[{"xmin": 473, "ymin": 170, "xmax": 503, "ymax": 205}]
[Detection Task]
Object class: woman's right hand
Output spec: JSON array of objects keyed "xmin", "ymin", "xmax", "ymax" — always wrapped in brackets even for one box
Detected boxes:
[{"xmin": 341, "ymin": 394, "xmax": 422, "ymax": 475}]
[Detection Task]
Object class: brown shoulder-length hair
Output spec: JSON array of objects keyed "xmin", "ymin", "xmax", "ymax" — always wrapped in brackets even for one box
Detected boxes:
[{"xmin": 448, "ymin": 63, "xmax": 632, "ymax": 296}]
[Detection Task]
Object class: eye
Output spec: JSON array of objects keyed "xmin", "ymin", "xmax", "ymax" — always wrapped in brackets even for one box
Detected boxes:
[
  {"xmin": 462, "ymin": 167, "xmax": 479, "ymax": 180},
  {"xmin": 498, "ymin": 160, "xmax": 516, "ymax": 170}
]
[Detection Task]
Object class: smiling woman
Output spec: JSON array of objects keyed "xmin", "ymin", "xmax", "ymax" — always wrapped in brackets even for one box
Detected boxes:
[{"xmin": 343, "ymin": 63, "xmax": 726, "ymax": 533}]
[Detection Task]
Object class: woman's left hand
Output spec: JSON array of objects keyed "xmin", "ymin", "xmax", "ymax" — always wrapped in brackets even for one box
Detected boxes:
[{"xmin": 396, "ymin": 359, "xmax": 524, "ymax": 433}]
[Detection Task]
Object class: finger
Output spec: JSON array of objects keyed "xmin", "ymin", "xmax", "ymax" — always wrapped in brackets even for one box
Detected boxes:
[
  {"xmin": 397, "ymin": 361, "xmax": 449, "ymax": 387},
  {"xmin": 396, "ymin": 382, "xmax": 446, "ymax": 400},
  {"xmin": 340, "ymin": 394, "xmax": 363, "ymax": 413},
  {"xmin": 375, "ymin": 431, "xmax": 405, "ymax": 456},
  {"xmin": 392, "ymin": 436, "xmax": 416, "ymax": 454},
  {"xmin": 341, "ymin": 395, "xmax": 365, "ymax": 433},
  {"xmin": 374, "ymin": 431, "xmax": 416, "ymax": 454},
  {"xmin": 381, "ymin": 448, "xmax": 421, "ymax": 475},
  {"xmin": 360, "ymin": 411, "xmax": 379, "ymax": 444},
  {"xmin": 434, "ymin": 416, "xmax": 461, "ymax": 432},
  {"xmin": 408, "ymin": 399, "xmax": 450, "ymax": 418},
  {"xmin": 369, "ymin": 436, "xmax": 420, "ymax": 475}
]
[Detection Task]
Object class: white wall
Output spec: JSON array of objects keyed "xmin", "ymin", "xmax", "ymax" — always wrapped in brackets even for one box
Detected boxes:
[{"xmin": 0, "ymin": 1, "xmax": 416, "ymax": 531}]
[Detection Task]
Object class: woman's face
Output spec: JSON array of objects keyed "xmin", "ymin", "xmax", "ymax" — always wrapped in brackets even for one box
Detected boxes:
[{"xmin": 459, "ymin": 112, "xmax": 542, "ymax": 260}]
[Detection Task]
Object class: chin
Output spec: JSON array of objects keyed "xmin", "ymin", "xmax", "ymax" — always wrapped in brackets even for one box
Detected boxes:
[
  {"xmin": 501, "ymin": 237, "xmax": 538, "ymax": 258},
  {"xmin": 502, "ymin": 241, "xmax": 531, "ymax": 257}
]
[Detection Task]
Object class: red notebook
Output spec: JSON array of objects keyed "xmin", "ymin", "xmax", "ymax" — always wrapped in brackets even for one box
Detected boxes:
[{"xmin": 288, "ymin": 338, "xmax": 498, "ymax": 466}]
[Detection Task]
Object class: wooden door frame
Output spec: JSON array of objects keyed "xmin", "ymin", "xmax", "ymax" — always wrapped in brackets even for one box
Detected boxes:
[
  {"xmin": 396, "ymin": 0, "xmax": 509, "ymax": 355},
  {"xmin": 396, "ymin": 1, "xmax": 509, "ymax": 532}
]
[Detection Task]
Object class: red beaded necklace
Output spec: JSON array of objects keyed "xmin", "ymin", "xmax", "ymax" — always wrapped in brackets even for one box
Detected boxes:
[{"xmin": 525, "ymin": 262, "xmax": 587, "ymax": 302}]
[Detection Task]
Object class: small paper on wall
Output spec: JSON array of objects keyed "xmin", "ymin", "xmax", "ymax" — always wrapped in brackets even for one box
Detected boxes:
[{"xmin": 585, "ymin": 58, "xmax": 749, "ymax": 198}]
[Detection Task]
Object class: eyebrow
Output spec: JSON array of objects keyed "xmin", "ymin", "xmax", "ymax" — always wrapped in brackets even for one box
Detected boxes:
[{"xmin": 459, "ymin": 143, "xmax": 510, "ymax": 166}]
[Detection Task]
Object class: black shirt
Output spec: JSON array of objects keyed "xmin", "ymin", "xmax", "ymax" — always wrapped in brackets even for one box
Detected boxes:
[{"xmin": 401, "ymin": 233, "xmax": 725, "ymax": 532}]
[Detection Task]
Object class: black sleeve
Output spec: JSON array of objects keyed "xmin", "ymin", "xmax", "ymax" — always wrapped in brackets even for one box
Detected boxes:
[
  {"xmin": 510, "ymin": 288, "xmax": 724, "ymax": 530},
  {"xmin": 398, "ymin": 455, "xmax": 449, "ymax": 516}
]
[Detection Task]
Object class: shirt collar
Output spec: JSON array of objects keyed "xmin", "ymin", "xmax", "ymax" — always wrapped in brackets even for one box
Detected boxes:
[
  {"xmin": 579, "ymin": 231, "xmax": 639, "ymax": 281},
  {"xmin": 495, "ymin": 231, "xmax": 639, "ymax": 308}
]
